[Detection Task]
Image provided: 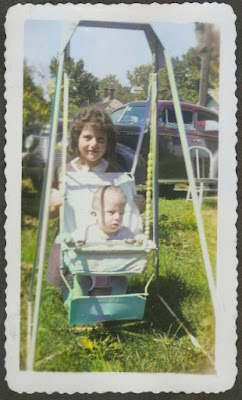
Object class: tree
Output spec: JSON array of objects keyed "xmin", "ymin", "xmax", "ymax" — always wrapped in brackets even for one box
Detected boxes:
[
  {"xmin": 98, "ymin": 74, "xmax": 132, "ymax": 104},
  {"xmin": 172, "ymin": 48, "xmax": 202, "ymax": 103},
  {"xmin": 23, "ymin": 60, "xmax": 50, "ymax": 139},
  {"xmin": 158, "ymin": 66, "xmax": 172, "ymax": 100},
  {"xmin": 127, "ymin": 51, "xmax": 202, "ymax": 104},
  {"xmin": 195, "ymin": 23, "xmax": 220, "ymax": 105},
  {"xmin": 127, "ymin": 38, "xmax": 219, "ymax": 106},
  {"xmin": 49, "ymin": 56, "xmax": 99, "ymax": 116},
  {"xmin": 158, "ymin": 48, "xmax": 203, "ymax": 104}
]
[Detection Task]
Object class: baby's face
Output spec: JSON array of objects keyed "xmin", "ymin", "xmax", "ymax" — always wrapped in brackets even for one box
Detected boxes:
[{"xmin": 96, "ymin": 192, "xmax": 125, "ymax": 235}]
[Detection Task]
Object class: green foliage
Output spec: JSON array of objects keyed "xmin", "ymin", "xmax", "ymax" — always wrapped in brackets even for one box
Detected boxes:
[
  {"xmin": 127, "ymin": 45, "xmax": 219, "ymax": 105},
  {"xmin": 173, "ymin": 48, "xmax": 202, "ymax": 103},
  {"xmin": 158, "ymin": 66, "xmax": 172, "ymax": 100},
  {"xmin": 23, "ymin": 60, "xmax": 50, "ymax": 139},
  {"xmin": 126, "ymin": 50, "xmax": 201, "ymax": 104},
  {"xmin": 159, "ymin": 48, "xmax": 202, "ymax": 103},
  {"xmin": 98, "ymin": 74, "xmax": 133, "ymax": 104},
  {"xmin": 49, "ymin": 56, "xmax": 99, "ymax": 116}
]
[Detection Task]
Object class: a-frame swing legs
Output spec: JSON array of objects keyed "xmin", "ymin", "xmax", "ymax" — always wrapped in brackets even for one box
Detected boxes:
[
  {"xmin": 150, "ymin": 64, "xmax": 159, "ymax": 279},
  {"xmin": 163, "ymin": 50, "xmax": 216, "ymax": 313},
  {"xmin": 27, "ymin": 51, "xmax": 66, "ymax": 371}
]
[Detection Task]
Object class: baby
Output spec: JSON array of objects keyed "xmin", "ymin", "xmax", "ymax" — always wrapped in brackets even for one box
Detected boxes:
[
  {"xmin": 86, "ymin": 185, "xmax": 134, "ymax": 241},
  {"xmin": 65, "ymin": 185, "xmax": 145, "ymax": 296}
]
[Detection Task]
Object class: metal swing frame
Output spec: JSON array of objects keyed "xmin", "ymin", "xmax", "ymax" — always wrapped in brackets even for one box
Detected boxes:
[{"xmin": 27, "ymin": 21, "xmax": 216, "ymax": 371}]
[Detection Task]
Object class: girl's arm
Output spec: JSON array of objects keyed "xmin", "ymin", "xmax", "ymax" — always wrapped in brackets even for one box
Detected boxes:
[
  {"xmin": 49, "ymin": 165, "xmax": 67, "ymax": 218},
  {"xmin": 49, "ymin": 188, "xmax": 62, "ymax": 218}
]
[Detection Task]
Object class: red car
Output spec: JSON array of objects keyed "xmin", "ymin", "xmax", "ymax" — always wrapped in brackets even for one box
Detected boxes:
[{"xmin": 111, "ymin": 100, "xmax": 218, "ymax": 189}]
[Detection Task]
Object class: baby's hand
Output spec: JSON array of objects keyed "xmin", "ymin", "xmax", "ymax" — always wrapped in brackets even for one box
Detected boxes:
[
  {"xmin": 133, "ymin": 194, "xmax": 146, "ymax": 214},
  {"xmin": 124, "ymin": 238, "xmax": 136, "ymax": 245},
  {"xmin": 75, "ymin": 240, "xmax": 86, "ymax": 247},
  {"xmin": 135, "ymin": 233, "xmax": 148, "ymax": 247}
]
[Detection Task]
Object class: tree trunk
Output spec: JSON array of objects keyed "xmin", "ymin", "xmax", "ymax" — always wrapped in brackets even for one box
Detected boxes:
[{"xmin": 199, "ymin": 24, "xmax": 212, "ymax": 107}]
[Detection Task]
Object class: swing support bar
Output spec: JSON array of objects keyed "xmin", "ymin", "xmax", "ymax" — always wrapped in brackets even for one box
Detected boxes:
[
  {"xmin": 27, "ymin": 20, "xmax": 216, "ymax": 371},
  {"xmin": 27, "ymin": 36, "xmax": 66, "ymax": 372},
  {"xmin": 164, "ymin": 50, "xmax": 216, "ymax": 312}
]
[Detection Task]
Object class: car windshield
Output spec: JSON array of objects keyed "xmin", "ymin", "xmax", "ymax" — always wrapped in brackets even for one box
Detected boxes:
[{"xmin": 111, "ymin": 105, "xmax": 146, "ymax": 124}]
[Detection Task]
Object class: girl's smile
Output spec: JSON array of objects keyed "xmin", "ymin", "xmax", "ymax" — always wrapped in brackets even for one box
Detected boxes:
[{"xmin": 78, "ymin": 124, "xmax": 107, "ymax": 167}]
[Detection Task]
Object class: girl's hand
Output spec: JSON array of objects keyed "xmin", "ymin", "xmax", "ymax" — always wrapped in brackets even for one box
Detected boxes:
[
  {"xmin": 134, "ymin": 194, "xmax": 146, "ymax": 214},
  {"xmin": 49, "ymin": 189, "xmax": 63, "ymax": 218}
]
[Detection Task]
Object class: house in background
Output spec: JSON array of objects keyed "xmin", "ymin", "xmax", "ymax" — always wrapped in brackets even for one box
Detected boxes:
[{"xmin": 95, "ymin": 88, "xmax": 123, "ymax": 114}]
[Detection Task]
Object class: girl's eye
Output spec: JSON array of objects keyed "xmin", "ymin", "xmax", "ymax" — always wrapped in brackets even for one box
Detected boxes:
[{"xmin": 98, "ymin": 138, "xmax": 105, "ymax": 143}]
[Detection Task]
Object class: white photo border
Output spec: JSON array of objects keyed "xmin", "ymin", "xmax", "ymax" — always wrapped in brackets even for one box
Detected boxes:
[{"xmin": 4, "ymin": 2, "xmax": 237, "ymax": 394}]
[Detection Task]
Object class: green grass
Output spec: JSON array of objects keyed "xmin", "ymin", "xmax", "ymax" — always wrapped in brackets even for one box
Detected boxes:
[{"xmin": 21, "ymin": 180, "xmax": 217, "ymax": 373}]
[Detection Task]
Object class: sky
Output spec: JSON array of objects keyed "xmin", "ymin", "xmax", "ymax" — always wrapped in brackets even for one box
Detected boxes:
[{"xmin": 24, "ymin": 20, "xmax": 197, "ymax": 96}]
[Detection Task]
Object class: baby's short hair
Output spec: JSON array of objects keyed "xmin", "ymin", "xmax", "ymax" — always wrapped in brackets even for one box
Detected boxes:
[{"xmin": 92, "ymin": 185, "xmax": 126, "ymax": 211}]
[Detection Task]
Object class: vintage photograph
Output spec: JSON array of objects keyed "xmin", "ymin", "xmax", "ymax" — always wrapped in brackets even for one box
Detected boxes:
[{"xmin": 5, "ymin": 3, "xmax": 237, "ymax": 394}]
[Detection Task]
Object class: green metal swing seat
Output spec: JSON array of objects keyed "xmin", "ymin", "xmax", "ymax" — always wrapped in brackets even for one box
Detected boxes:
[{"xmin": 67, "ymin": 292, "xmax": 147, "ymax": 325}]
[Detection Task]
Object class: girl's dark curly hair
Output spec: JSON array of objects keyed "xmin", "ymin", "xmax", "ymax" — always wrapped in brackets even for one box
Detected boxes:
[{"xmin": 69, "ymin": 108, "xmax": 119, "ymax": 169}]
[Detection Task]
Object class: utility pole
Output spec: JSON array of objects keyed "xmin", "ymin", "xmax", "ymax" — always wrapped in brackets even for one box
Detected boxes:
[{"xmin": 199, "ymin": 24, "xmax": 212, "ymax": 107}]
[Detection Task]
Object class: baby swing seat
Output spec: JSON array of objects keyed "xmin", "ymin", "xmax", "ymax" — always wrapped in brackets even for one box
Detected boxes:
[{"xmin": 60, "ymin": 172, "xmax": 155, "ymax": 325}]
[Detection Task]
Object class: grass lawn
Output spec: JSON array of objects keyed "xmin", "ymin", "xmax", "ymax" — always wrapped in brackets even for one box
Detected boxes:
[{"xmin": 21, "ymin": 179, "xmax": 217, "ymax": 373}]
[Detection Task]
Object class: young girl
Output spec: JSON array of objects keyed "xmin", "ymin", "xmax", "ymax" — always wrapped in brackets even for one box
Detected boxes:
[{"xmin": 47, "ymin": 108, "xmax": 145, "ymax": 287}]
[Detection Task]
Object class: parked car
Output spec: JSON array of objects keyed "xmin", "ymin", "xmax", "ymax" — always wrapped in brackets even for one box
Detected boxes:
[
  {"xmin": 22, "ymin": 119, "xmax": 146, "ymax": 191},
  {"xmin": 111, "ymin": 100, "xmax": 219, "ymax": 190}
]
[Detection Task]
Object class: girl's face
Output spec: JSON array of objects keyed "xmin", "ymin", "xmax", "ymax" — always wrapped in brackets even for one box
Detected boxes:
[{"xmin": 78, "ymin": 124, "xmax": 107, "ymax": 166}]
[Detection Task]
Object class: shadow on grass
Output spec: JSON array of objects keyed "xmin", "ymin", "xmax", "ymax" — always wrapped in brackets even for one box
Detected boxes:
[
  {"xmin": 99, "ymin": 274, "xmax": 198, "ymax": 340},
  {"xmin": 120, "ymin": 273, "xmax": 198, "ymax": 339},
  {"xmin": 145, "ymin": 276, "xmax": 196, "ymax": 336}
]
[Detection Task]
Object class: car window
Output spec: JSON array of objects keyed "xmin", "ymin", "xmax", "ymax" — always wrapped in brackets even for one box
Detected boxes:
[
  {"xmin": 197, "ymin": 112, "xmax": 219, "ymax": 132},
  {"xmin": 159, "ymin": 108, "xmax": 194, "ymax": 130},
  {"xmin": 111, "ymin": 105, "xmax": 146, "ymax": 124}
]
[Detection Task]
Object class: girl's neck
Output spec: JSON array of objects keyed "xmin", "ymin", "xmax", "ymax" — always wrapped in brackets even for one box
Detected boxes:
[{"xmin": 77, "ymin": 157, "xmax": 102, "ymax": 169}]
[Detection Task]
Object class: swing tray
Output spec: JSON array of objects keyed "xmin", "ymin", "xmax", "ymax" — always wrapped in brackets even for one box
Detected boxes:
[
  {"xmin": 63, "ymin": 251, "xmax": 149, "ymax": 275},
  {"xmin": 62, "ymin": 240, "xmax": 155, "ymax": 275},
  {"xmin": 61, "ymin": 240, "xmax": 155, "ymax": 253},
  {"xmin": 64, "ymin": 293, "xmax": 147, "ymax": 325}
]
